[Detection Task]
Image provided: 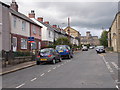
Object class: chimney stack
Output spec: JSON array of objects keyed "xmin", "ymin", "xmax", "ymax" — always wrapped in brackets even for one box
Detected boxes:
[
  {"xmin": 44, "ymin": 21, "xmax": 49, "ymax": 24},
  {"xmin": 52, "ymin": 25, "xmax": 57, "ymax": 28},
  {"xmin": 37, "ymin": 17, "xmax": 43, "ymax": 22},
  {"xmin": 10, "ymin": 0, "xmax": 18, "ymax": 12},
  {"xmin": 29, "ymin": 10, "xmax": 35, "ymax": 18}
]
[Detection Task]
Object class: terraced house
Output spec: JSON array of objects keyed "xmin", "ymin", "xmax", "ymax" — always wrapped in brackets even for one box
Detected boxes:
[
  {"xmin": 108, "ymin": 11, "xmax": 120, "ymax": 52},
  {"xmin": 0, "ymin": 1, "xmax": 10, "ymax": 52},
  {"xmin": 0, "ymin": 1, "xmax": 42, "ymax": 52}
]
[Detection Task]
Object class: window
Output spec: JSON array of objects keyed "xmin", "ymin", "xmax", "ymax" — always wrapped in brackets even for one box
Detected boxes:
[
  {"xmin": 22, "ymin": 21, "xmax": 26, "ymax": 31},
  {"xmin": 13, "ymin": 16, "xmax": 17, "ymax": 28},
  {"xmin": 49, "ymin": 30, "xmax": 51, "ymax": 38},
  {"xmin": 12, "ymin": 37, "xmax": 17, "ymax": 51},
  {"xmin": 38, "ymin": 42, "xmax": 41, "ymax": 49},
  {"xmin": 33, "ymin": 25, "xmax": 36, "ymax": 34},
  {"xmin": 39, "ymin": 28, "xmax": 41, "ymax": 36},
  {"xmin": 31, "ymin": 42, "xmax": 36, "ymax": 49},
  {"xmin": 21, "ymin": 38, "xmax": 27, "ymax": 49}
]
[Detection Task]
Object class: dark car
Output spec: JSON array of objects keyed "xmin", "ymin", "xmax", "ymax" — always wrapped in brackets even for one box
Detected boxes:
[
  {"xmin": 36, "ymin": 48, "xmax": 62, "ymax": 65},
  {"xmin": 96, "ymin": 46, "xmax": 105, "ymax": 53},
  {"xmin": 55, "ymin": 45, "xmax": 73, "ymax": 59}
]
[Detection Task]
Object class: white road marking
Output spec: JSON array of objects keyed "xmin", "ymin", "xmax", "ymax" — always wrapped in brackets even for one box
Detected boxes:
[
  {"xmin": 40, "ymin": 73, "xmax": 45, "ymax": 76},
  {"xmin": 102, "ymin": 56, "xmax": 113, "ymax": 73},
  {"xmin": 111, "ymin": 62, "xmax": 118, "ymax": 70},
  {"xmin": 31, "ymin": 78, "xmax": 37, "ymax": 82},
  {"xmin": 48, "ymin": 70, "xmax": 51, "ymax": 72},
  {"xmin": 116, "ymin": 85, "xmax": 119, "ymax": 89},
  {"xmin": 16, "ymin": 83, "xmax": 25, "ymax": 88},
  {"xmin": 53, "ymin": 67, "xmax": 56, "ymax": 69},
  {"xmin": 57, "ymin": 65, "xmax": 61, "ymax": 67}
]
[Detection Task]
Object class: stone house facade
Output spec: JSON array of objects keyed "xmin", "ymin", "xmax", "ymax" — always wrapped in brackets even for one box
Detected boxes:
[{"xmin": 108, "ymin": 12, "xmax": 120, "ymax": 52}]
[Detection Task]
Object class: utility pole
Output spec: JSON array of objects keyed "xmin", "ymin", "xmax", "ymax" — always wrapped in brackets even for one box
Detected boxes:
[{"xmin": 67, "ymin": 17, "xmax": 70, "ymax": 40}]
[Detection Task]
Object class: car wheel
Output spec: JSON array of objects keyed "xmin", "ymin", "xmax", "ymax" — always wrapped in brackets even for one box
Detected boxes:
[
  {"xmin": 36, "ymin": 61, "xmax": 40, "ymax": 65},
  {"xmin": 59, "ymin": 57, "xmax": 62, "ymax": 62},
  {"xmin": 52, "ymin": 59, "xmax": 56, "ymax": 64}
]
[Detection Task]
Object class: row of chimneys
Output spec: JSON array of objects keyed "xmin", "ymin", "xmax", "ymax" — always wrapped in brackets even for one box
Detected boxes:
[
  {"xmin": 29, "ymin": 10, "xmax": 57, "ymax": 28},
  {"xmin": 10, "ymin": 0, "xmax": 58, "ymax": 28}
]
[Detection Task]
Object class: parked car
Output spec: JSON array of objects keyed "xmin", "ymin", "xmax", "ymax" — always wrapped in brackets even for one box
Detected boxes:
[
  {"xmin": 36, "ymin": 48, "xmax": 62, "ymax": 65},
  {"xmin": 96, "ymin": 46, "xmax": 105, "ymax": 53},
  {"xmin": 82, "ymin": 46, "xmax": 88, "ymax": 51},
  {"xmin": 55, "ymin": 45, "xmax": 73, "ymax": 59},
  {"xmin": 89, "ymin": 46, "xmax": 94, "ymax": 49}
]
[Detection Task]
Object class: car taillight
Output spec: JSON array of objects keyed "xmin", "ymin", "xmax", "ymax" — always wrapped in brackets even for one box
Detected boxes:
[
  {"xmin": 37, "ymin": 56, "xmax": 40, "ymax": 58},
  {"xmin": 48, "ymin": 55, "xmax": 52, "ymax": 57},
  {"xmin": 66, "ymin": 50, "xmax": 69, "ymax": 52}
]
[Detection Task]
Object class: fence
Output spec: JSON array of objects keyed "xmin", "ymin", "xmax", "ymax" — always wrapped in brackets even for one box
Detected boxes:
[{"xmin": 1, "ymin": 50, "xmax": 36, "ymax": 67}]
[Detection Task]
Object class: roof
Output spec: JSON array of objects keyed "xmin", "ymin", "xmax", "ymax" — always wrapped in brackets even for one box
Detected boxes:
[
  {"xmin": 110, "ymin": 11, "xmax": 120, "ymax": 30},
  {"xmin": 10, "ymin": 9, "xmax": 41, "ymax": 27},
  {"xmin": 0, "ymin": 1, "xmax": 10, "ymax": 8}
]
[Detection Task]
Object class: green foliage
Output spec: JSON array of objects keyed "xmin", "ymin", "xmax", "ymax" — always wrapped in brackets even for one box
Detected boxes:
[
  {"xmin": 55, "ymin": 37, "xmax": 71, "ymax": 46},
  {"xmin": 99, "ymin": 30, "xmax": 108, "ymax": 47}
]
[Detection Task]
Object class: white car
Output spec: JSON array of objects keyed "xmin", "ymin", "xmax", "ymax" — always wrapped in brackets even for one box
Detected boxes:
[
  {"xmin": 82, "ymin": 46, "xmax": 88, "ymax": 51},
  {"xmin": 96, "ymin": 46, "xmax": 105, "ymax": 53}
]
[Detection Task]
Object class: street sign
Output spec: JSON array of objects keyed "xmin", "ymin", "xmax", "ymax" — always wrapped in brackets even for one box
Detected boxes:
[{"xmin": 28, "ymin": 37, "xmax": 34, "ymax": 43}]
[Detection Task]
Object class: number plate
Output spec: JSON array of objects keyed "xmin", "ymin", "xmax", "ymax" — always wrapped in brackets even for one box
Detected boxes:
[
  {"xmin": 40, "ymin": 59, "xmax": 47, "ymax": 61},
  {"xmin": 59, "ymin": 50, "xmax": 63, "ymax": 52}
]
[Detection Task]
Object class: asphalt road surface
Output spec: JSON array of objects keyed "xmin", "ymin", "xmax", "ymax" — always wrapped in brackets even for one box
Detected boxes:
[{"xmin": 2, "ymin": 50, "xmax": 117, "ymax": 88}]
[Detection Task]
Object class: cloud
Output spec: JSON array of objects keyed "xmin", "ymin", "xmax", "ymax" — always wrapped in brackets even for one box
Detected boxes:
[{"xmin": 1, "ymin": 0, "xmax": 118, "ymax": 37}]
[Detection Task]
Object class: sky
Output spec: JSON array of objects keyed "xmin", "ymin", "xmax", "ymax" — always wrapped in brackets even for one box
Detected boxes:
[{"xmin": 1, "ymin": 0, "xmax": 119, "ymax": 37}]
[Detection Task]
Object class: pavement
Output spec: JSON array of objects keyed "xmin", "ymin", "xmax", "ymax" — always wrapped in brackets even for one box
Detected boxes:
[
  {"xmin": 0, "ymin": 61, "xmax": 36, "ymax": 75},
  {"xmin": 2, "ymin": 49, "xmax": 117, "ymax": 88},
  {"xmin": 100, "ymin": 51, "xmax": 119, "ymax": 89}
]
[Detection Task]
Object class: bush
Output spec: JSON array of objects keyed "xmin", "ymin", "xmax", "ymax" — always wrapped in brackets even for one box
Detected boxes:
[{"xmin": 14, "ymin": 51, "xmax": 31, "ymax": 57}]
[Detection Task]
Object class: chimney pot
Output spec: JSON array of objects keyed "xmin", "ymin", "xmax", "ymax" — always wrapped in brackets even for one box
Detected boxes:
[
  {"xmin": 44, "ymin": 21, "xmax": 49, "ymax": 24},
  {"xmin": 37, "ymin": 17, "xmax": 43, "ymax": 22},
  {"xmin": 29, "ymin": 10, "xmax": 35, "ymax": 18},
  {"xmin": 52, "ymin": 25, "xmax": 57, "ymax": 28}
]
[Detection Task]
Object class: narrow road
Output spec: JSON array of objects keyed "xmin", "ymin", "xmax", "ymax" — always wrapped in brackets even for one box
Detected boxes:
[{"xmin": 2, "ymin": 50, "xmax": 117, "ymax": 88}]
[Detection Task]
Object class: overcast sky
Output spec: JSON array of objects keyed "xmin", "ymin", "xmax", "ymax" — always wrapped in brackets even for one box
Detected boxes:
[{"xmin": 1, "ymin": 0, "xmax": 118, "ymax": 37}]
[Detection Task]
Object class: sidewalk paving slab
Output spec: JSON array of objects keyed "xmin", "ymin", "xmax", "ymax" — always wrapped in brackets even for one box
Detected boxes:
[{"xmin": 0, "ymin": 61, "xmax": 36, "ymax": 75}]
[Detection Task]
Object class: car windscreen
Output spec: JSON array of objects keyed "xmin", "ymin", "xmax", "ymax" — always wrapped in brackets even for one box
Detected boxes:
[
  {"xmin": 56, "ymin": 46, "xmax": 67, "ymax": 50},
  {"xmin": 40, "ymin": 49, "xmax": 51, "ymax": 54}
]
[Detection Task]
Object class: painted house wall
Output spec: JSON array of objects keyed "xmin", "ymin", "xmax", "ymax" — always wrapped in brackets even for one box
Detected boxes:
[
  {"xmin": 2, "ymin": 4, "xmax": 11, "ymax": 51},
  {"xmin": 0, "ymin": 3, "xmax": 2, "ymax": 52},
  {"xmin": 11, "ymin": 14, "xmax": 30, "ymax": 37}
]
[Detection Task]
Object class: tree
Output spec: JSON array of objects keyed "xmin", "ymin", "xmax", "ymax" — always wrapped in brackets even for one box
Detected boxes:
[
  {"xmin": 55, "ymin": 37, "xmax": 72, "ymax": 47},
  {"xmin": 99, "ymin": 30, "xmax": 108, "ymax": 47}
]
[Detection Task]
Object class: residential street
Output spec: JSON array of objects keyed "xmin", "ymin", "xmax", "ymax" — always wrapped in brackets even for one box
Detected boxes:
[{"xmin": 2, "ymin": 50, "xmax": 117, "ymax": 88}]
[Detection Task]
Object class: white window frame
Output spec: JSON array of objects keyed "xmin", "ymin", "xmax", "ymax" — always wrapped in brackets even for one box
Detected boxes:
[
  {"xmin": 22, "ymin": 21, "xmax": 26, "ymax": 31},
  {"xmin": 33, "ymin": 25, "xmax": 36, "ymax": 34},
  {"xmin": 13, "ymin": 16, "xmax": 17, "ymax": 28},
  {"xmin": 21, "ymin": 38, "xmax": 27, "ymax": 49}
]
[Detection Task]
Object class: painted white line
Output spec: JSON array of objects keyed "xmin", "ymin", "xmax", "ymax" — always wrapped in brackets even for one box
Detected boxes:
[
  {"xmin": 31, "ymin": 78, "xmax": 37, "ymax": 82},
  {"xmin": 53, "ymin": 67, "xmax": 56, "ymax": 69},
  {"xmin": 111, "ymin": 62, "xmax": 118, "ymax": 70},
  {"xmin": 48, "ymin": 70, "xmax": 51, "ymax": 72},
  {"xmin": 40, "ymin": 73, "xmax": 45, "ymax": 76},
  {"xmin": 16, "ymin": 83, "xmax": 25, "ymax": 88},
  {"xmin": 102, "ymin": 56, "xmax": 113, "ymax": 73},
  {"xmin": 116, "ymin": 85, "xmax": 119, "ymax": 89}
]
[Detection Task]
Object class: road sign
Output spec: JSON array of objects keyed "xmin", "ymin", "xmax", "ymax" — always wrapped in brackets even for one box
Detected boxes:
[{"xmin": 28, "ymin": 37, "xmax": 34, "ymax": 43}]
